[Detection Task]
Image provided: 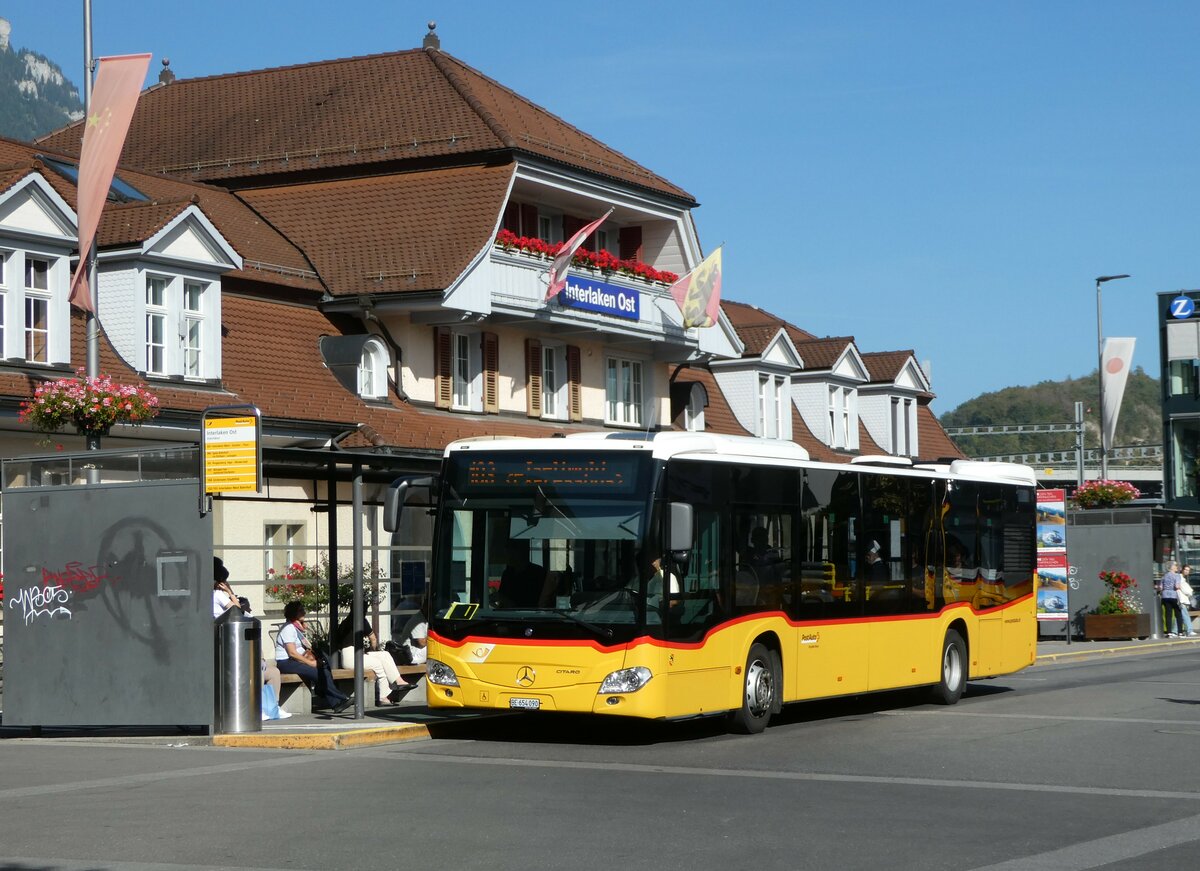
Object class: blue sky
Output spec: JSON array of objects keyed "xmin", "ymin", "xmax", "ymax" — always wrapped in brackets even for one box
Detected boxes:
[{"xmin": 6, "ymin": 1, "xmax": 1198, "ymax": 414}]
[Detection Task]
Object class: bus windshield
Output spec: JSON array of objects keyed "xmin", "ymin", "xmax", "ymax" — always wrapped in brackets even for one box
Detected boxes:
[{"xmin": 432, "ymin": 450, "xmax": 659, "ymax": 629}]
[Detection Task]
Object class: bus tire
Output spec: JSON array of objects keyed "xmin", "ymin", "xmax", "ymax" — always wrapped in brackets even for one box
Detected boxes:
[
  {"xmin": 931, "ymin": 629, "xmax": 966, "ymax": 705},
  {"xmin": 729, "ymin": 642, "xmax": 775, "ymax": 734}
]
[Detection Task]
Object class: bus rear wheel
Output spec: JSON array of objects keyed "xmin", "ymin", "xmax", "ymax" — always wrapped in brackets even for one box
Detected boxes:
[
  {"xmin": 931, "ymin": 629, "xmax": 966, "ymax": 705},
  {"xmin": 729, "ymin": 642, "xmax": 775, "ymax": 734}
]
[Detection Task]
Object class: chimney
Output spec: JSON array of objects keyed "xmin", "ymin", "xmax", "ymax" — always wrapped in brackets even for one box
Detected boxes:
[
  {"xmin": 422, "ymin": 20, "xmax": 440, "ymax": 50},
  {"xmin": 158, "ymin": 58, "xmax": 175, "ymax": 85}
]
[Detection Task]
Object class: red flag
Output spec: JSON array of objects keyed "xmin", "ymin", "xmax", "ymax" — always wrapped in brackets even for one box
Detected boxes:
[
  {"xmin": 545, "ymin": 207, "xmax": 613, "ymax": 300},
  {"xmin": 69, "ymin": 53, "xmax": 152, "ymax": 311},
  {"xmin": 669, "ymin": 246, "xmax": 723, "ymax": 329}
]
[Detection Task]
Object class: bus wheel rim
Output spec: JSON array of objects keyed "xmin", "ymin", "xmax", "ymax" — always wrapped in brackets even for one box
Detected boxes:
[
  {"xmin": 746, "ymin": 658, "xmax": 773, "ymax": 717},
  {"xmin": 943, "ymin": 644, "xmax": 962, "ymax": 690}
]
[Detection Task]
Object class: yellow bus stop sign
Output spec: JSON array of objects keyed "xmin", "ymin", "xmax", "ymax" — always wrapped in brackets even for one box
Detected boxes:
[{"xmin": 203, "ymin": 414, "xmax": 260, "ymax": 493}]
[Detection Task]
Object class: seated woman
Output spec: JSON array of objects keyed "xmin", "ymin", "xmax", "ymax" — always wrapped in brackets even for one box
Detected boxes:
[
  {"xmin": 389, "ymin": 609, "xmax": 429, "ymax": 700},
  {"xmin": 334, "ymin": 615, "xmax": 410, "ymax": 706},
  {"xmin": 275, "ymin": 601, "xmax": 354, "ymax": 714}
]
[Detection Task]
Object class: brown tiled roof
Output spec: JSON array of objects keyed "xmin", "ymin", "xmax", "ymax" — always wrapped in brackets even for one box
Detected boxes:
[
  {"xmin": 861, "ymin": 350, "xmax": 916, "ymax": 384},
  {"xmin": 0, "ymin": 136, "xmax": 323, "ymax": 294},
  {"xmin": 917, "ymin": 404, "xmax": 965, "ymax": 460},
  {"xmin": 38, "ymin": 49, "xmax": 692, "ymax": 202},
  {"xmin": 794, "ymin": 336, "xmax": 855, "ymax": 371},
  {"xmin": 672, "ymin": 368, "xmax": 752, "ymax": 437},
  {"xmin": 237, "ymin": 165, "xmax": 513, "ymax": 295},
  {"xmin": 734, "ymin": 325, "xmax": 781, "ymax": 357},
  {"xmin": 721, "ymin": 299, "xmax": 815, "ymax": 352},
  {"xmin": 96, "ymin": 201, "xmax": 190, "ymax": 248}
]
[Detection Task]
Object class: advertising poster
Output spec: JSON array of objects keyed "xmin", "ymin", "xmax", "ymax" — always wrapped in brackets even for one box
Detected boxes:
[{"xmin": 1036, "ymin": 489, "xmax": 1069, "ymax": 621}]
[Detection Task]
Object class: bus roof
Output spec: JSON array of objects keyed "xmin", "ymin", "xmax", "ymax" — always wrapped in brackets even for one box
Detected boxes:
[{"xmin": 442, "ymin": 432, "xmax": 1035, "ymax": 486}]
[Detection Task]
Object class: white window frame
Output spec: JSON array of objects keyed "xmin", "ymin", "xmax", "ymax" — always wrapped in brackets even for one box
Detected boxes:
[
  {"xmin": 264, "ymin": 522, "xmax": 306, "ymax": 577},
  {"xmin": 683, "ymin": 386, "xmax": 705, "ymax": 432},
  {"xmin": 0, "ymin": 250, "xmax": 7, "ymax": 356},
  {"xmin": 605, "ymin": 356, "xmax": 643, "ymax": 427},
  {"xmin": 541, "ymin": 343, "xmax": 567, "ymax": 420},
  {"xmin": 451, "ymin": 330, "xmax": 482, "ymax": 412},
  {"xmin": 182, "ymin": 280, "xmax": 205, "ymax": 379},
  {"xmin": 359, "ymin": 338, "xmax": 389, "ymax": 399},
  {"xmin": 146, "ymin": 274, "xmax": 168, "ymax": 375},
  {"xmin": 828, "ymin": 385, "xmax": 842, "ymax": 448},
  {"xmin": 842, "ymin": 389, "xmax": 853, "ymax": 448},
  {"xmin": 143, "ymin": 272, "xmax": 215, "ymax": 379},
  {"xmin": 23, "ymin": 256, "xmax": 51, "ymax": 364}
]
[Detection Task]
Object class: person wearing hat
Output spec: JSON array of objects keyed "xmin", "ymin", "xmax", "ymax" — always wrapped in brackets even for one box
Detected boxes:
[{"xmin": 865, "ymin": 541, "xmax": 888, "ymax": 586}]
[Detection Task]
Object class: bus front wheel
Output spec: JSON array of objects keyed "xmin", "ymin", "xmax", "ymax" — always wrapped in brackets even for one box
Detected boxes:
[
  {"xmin": 729, "ymin": 642, "xmax": 775, "ymax": 734},
  {"xmin": 931, "ymin": 629, "xmax": 966, "ymax": 705}
]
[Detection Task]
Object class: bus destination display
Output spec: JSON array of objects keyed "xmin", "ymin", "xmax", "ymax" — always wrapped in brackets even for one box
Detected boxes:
[{"xmin": 461, "ymin": 455, "xmax": 640, "ymax": 493}]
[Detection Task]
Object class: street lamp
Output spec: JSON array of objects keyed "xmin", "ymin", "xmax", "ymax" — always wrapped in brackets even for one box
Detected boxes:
[{"xmin": 1095, "ymin": 274, "xmax": 1130, "ymax": 480}]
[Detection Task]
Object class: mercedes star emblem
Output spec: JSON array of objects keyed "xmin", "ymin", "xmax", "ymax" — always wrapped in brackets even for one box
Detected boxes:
[{"xmin": 516, "ymin": 666, "xmax": 536, "ymax": 687}]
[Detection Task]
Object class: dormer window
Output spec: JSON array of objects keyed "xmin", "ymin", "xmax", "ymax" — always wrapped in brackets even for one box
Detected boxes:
[
  {"xmin": 143, "ymin": 272, "xmax": 214, "ymax": 380},
  {"xmin": 359, "ymin": 338, "xmax": 388, "ymax": 399}
]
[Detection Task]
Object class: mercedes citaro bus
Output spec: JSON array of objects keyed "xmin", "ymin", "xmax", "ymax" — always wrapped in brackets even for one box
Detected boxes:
[{"xmin": 385, "ymin": 432, "xmax": 1037, "ymax": 733}]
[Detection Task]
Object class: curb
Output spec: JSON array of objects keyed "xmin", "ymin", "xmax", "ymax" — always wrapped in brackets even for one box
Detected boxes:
[
  {"xmin": 1034, "ymin": 637, "xmax": 1200, "ymax": 665},
  {"xmin": 213, "ymin": 721, "xmax": 432, "ymax": 751}
]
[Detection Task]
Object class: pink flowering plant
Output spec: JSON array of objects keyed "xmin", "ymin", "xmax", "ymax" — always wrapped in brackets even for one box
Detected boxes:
[
  {"xmin": 19, "ymin": 369, "xmax": 160, "ymax": 437},
  {"xmin": 1073, "ymin": 479, "xmax": 1140, "ymax": 509},
  {"xmin": 1092, "ymin": 570, "xmax": 1142, "ymax": 615}
]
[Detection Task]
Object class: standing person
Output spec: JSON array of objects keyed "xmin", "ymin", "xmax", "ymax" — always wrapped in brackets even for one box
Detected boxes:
[
  {"xmin": 1180, "ymin": 566, "xmax": 1197, "ymax": 637},
  {"xmin": 1158, "ymin": 562, "xmax": 1184, "ymax": 638},
  {"xmin": 275, "ymin": 601, "xmax": 354, "ymax": 713}
]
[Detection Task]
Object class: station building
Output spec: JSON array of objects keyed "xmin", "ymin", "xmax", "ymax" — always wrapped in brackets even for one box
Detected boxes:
[{"xmin": 0, "ymin": 24, "xmax": 961, "ymax": 635}]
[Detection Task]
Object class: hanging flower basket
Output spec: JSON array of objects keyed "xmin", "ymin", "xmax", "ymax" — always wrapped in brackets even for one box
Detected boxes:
[
  {"xmin": 1073, "ymin": 479, "xmax": 1139, "ymax": 509},
  {"xmin": 19, "ymin": 369, "xmax": 160, "ymax": 438}
]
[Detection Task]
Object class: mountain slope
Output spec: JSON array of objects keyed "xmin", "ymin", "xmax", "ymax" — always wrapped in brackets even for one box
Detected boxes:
[
  {"xmin": 939, "ymin": 368, "xmax": 1161, "ymax": 459},
  {"xmin": 0, "ymin": 18, "xmax": 83, "ymax": 142}
]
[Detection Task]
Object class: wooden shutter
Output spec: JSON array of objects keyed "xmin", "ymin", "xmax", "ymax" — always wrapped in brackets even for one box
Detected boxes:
[
  {"xmin": 619, "ymin": 226, "xmax": 643, "ymax": 261},
  {"xmin": 526, "ymin": 338, "xmax": 543, "ymax": 418},
  {"xmin": 567, "ymin": 345, "xmax": 582, "ymax": 422},
  {"xmin": 482, "ymin": 332, "xmax": 499, "ymax": 414},
  {"xmin": 562, "ymin": 215, "xmax": 585, "ymax": 250},
  {"xmin": 502, "ymin": 202, "xmax": 520, "ymax": 234},
  {"xmin": 520, "ymin": 204, "xmax": 539, "ymax": 238},
  {"xmin": 434, "ymin": 327, "xmax": 452, "ymax": 409}
]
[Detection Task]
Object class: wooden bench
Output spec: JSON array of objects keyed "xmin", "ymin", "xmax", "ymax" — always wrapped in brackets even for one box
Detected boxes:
[{"xmin": 277, "ymin": 665, "xmax": 427, "ymax": 713}]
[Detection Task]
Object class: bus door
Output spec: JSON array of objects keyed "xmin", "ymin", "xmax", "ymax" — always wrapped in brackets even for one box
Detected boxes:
[
  {"xmin": 664, "ymin": 462, "xmax": 731, "ymax": 717},
  {"xmin": 799, "ymin": 469, "xmax": 867, "ymax": 698}
]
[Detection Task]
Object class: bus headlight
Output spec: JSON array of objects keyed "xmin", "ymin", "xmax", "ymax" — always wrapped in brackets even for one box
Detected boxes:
[
  {"xmin": 598, "ymin": 666, "xmax": 653, "ymax": 694},
  {"xmin": 426, "ymin": 659, "xmax": 460, "ymax": 687}
]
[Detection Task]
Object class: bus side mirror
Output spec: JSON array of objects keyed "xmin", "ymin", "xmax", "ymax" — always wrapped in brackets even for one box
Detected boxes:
[
  {"xmin": 383, "ymin": 475, "xmax": 436, "ymax": 533},
  {"xmin": 668, "ymin": 501, "xmax": 693, "ymax": 554}
]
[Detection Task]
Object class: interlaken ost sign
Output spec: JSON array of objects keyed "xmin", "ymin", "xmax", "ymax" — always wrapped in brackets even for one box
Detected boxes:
[
  {"xmin": 201, "ymin": 406, "xmax": 262, "ymax": 497},
  {"xmin": 559, "ymin": 275, "xmax": 640, "ymax": 320}
]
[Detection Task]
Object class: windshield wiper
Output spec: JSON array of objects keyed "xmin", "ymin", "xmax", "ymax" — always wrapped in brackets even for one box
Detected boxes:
[{"xmin": 551, "ymin": 608, "xmax": 613, "ymax": 639}]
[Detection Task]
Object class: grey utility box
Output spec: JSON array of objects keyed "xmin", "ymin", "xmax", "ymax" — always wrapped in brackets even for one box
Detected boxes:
[{"xmin": 214, "ymin": 606, "xmax": 263, "ymax": 733}]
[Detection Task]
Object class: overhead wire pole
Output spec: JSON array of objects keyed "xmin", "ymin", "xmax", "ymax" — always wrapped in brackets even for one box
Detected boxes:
[
  {"xmin": 83, "ymin": 0, "xmax": 101, "ymax": 450},
  {"xmin": 1095, "ymin": 274, "xmax": 1131, "ymax": 480}
]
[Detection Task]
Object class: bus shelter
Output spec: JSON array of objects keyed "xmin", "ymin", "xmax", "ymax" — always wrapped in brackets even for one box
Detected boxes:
[{"xmin": 1, "ymin": 443, "xmax": 437, "ymax": 732}]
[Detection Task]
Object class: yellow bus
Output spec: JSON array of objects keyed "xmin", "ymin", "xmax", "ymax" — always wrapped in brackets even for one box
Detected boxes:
[{"xmin": 398, "ymin": 432, "xmax": 1037, "ymax": 733}]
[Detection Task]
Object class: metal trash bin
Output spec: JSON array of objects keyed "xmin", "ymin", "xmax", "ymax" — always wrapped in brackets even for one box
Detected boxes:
[{"xmin": 214, "ymin": 607, "xmax": 263, "ymax": 733}]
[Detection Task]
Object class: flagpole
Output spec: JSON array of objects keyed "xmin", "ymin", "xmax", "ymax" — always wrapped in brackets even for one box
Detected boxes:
[{"xmin": 83, "ymin": 0, "xmax": 100, "ymax": 449}]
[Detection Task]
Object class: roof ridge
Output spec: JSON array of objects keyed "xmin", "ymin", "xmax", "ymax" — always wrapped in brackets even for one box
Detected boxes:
[
  {"xmin": 425, "ymin": 48, "xmax": 514, "ymax": 149},
  {"xmin": 432, "ymin": 51, "xmax": 685, "ymax": 198},
  {"xmin": 153, "ymin": 47, "xmax": 428, "ymax": 88}
]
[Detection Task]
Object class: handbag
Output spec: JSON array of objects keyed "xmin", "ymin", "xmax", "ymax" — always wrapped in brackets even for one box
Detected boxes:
[{"xmin": 385, "ymin": 639, "xmax": 414, "ymax": 665}]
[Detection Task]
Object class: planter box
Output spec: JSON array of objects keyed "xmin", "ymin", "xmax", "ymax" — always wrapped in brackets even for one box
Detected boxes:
[{"xmin": 1083, "ymin": 612, "xmax": 1151, "ymax": 641}]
